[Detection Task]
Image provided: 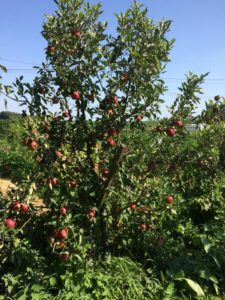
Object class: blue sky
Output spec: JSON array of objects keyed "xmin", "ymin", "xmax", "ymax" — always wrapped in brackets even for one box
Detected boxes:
[{"xmin": 0, "ymin": 0, "xmax": 225, "ymax": 115}]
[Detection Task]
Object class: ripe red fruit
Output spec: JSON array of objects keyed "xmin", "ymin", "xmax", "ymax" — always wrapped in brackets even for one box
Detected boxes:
[
  {"xmin": 121, "ymin": 73, "xmax": 129, "ymax": 82},
  {"xmin": 102, "ymin": 169, "xmax": 109, "ymax": 177},
  {"xmin": 58, "ymin": 228, "xmax": 68, "ymax": 239},
  {"xmin": 31, "ymin": 128, "xmax": 37, "ymax": 135},
  {"xmin": 62, "ymin": 111, "xmax": 70, "ymax": 118},
  {"xmin": 88, "ymin": 208, "xmax": 96, "ymax": 218},
  {"xmin": 129, "ymin": 202, "xmax": 137, "ymax": 210},
  {"xmin": 135, "ymin": 115, "xmax": 143, "ymax": 122},
  {"xmin": 12, "ymin": 201, "xmax": 21, "ymax": 211},
  {"xmin": 68, "ymin": 179, "xmax": 77, "ymax": 188},
  {"xmin": 107, "ymin": 138, "xmax": 115, "ymax": 147},
  {"xmin": 175, "ymin": 120, "xmax": 183, "ymax": 127},
  {"xmin": 52, "ymin": 229, "xmax": 59, "ymax": 238},
  {"xmin": 71, "ymin": 90, "xmax": 81, "ymax": 100},
  {"xmin": 48, "ymin": 45, "xmax": 56, "ymax": 54},
  {"xmin": 4, "ymin": 218, "xmax": 16, "ymax": 229},
  {"xmin": 48, "ymin": 178, "xmax": 59, "ymax": 186},
  {"xmin": 166, "ymin": 195, "xmax": 174, "ymax": 204},
  {"xmin": 72, "ymin": 30, "xmax": 81, "ymax": 39},
  {"xmin": 166, "ymin": 128, "xmax": 176, "ymax": 137},
  {"xmin": 59, "ymin": 252, "xmax": 70, "ymax": 262},
  {"xmin": 111, "ymin": 95, "xmax": 119, "ymax": 106},
  {"xmin": 29, "ymin": 140, "xmax": 38, "ymax": 150},
  {"xmin": 20, "ymin": 203, "xmax": 29, "ymax": 213},
  {"xmin": 59, "ymin": 207, "xmax": 68, "ymax": 215},
  {"xmin": 55, "ymin": 150, "xmax": 63, "ymax": 158},
  {"xmin": 107, "ymin": 128, "xmax": 117, "ymax": 137},
  {"xmin": 139, "ymin": 223, "xmax": 147, "ymax": 230},
  {"xmin": 52, "ymin": 96, "xmax": 60, "ymax": 104}
]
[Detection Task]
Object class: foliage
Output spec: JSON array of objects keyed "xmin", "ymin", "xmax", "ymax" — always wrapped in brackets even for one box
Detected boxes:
[
  {"xmin": 1, "ymin": 0, "xmax": 225, "ymax": 299},
  {"xmin": 0, "ymin": 111, "xmax": 22, "ymax": 120},
  {"xmin": 0, "ymin": 117, "xmax": 25, "ymax": 152},
  {"xmin": 0, "ymin": 151, "xmax": 36, "ymax": 183}
]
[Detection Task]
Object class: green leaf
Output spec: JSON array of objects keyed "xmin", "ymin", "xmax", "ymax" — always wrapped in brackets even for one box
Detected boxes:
[
  {"xmin": 201, "ymin": 237, "xmax": 213, "ymax": 253},
  {"xmin": 49, "ymin": 277, "xmax": 57, "ymax": 286},
  {"xmin": 31, "ymin": 284, "xmax": 44, "ymax": 291},
  {"xmin": 163, "ymin": 282, "xmax": 175, "ymax": 300},
  {"xmin": 176, "ymin": 278, "xmax": 205, "ymax": 296}
]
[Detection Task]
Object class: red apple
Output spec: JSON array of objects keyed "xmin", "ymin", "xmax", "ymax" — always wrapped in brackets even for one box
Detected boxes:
[
  {"xmin": 29, "ymin": 140, "xmax": 38, "ymax": 150},
  {"xmin": 47, "ymin": 45, "xmax": 56, "ymax": 54},
  {"xmin": 52, "ymin": 96, "xmax": 60, "ymax": 104},
  {"xmin": 4, "ymin": 218, "xmax": 16, "ymax": 229},
  {"xmin": 102, "ymin": 169, "xmax": 109, "ymax": 177},
  {"xmin": 71, "ymin": 90, "xmax": 81, "ymax": 100},
  {"xmin": 62, "ymin": 111, "xmax": 70, "ymax": 118},
  {"xmin": 88, "ymin": 208, "xmax": 96, "ymax": 218},
  {"xmin": 59, "ymin": 207, "xmax": 68, "ymax": 215},
  {"xmin": 166, "ymin": 128, "xmax": 176, "ymax": 137},
  {"xmin": 31, "ymin": 128, "xmax": 37, "ymax": 135},
  {"xmin": 52, "ymin": 229, "xmax": 59, "ymax": 238},
  {"xmin": 59, "ymin": 252, "xmax": 70, "ymax": 262},
  {"xmin": 55, "ymin": 150, "xmax": 63, "ymax": 158},
  {"xmin": 111, "ymin": 95, "xmax": 119, "ymax": 106},
  {"xmin": 135, "ymin": 115, "xmax": 143, "ymax": 122},
  {"xmin": 166, "ymin": 195, "xmax": 174, "ymax": 204},
  {"xmin": 107, "ymin": 138, "xmax": 115, "ymax": 147},
  {"xmin": 21, "ymin": 203, "xmax": 29, "ymax": 213},
  {"xmin": 175, "ymin": 120, "xmax": 183, "ymax": 127},
  {"xmin": 129, "ymin": 202, "xmax": 137, "ymax": 210},
  {"xmin": 72, "ymin": 30, "xmax": 81, "ymax": 39},
  {"xmin": 48, "ymin": 178, "xmax": 59, "ymax": 186},
  {"xmin": 68, "ymin": 179, "xmax": 77, "ymax": 188},
  {"xmin": 107, "ymin": 128, "xmax": 117, "ymax": 137},
  {"xmin": 121, "ymin": 73, "xmax": 129, "ymax": 82},
  {"xmin": 58, "ymin": 228, "xmax": 68, "ymax": 239},
  {"xmin": 139, "ymin": 223, "xmax": 147, "ymax": 230},
  {"xmin": 12, "ymin": 201, "xmax": 21, "ymax": 211}
]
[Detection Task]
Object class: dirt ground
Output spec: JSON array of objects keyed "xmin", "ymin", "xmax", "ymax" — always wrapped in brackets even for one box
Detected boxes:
[
  {"xmin": 0, "ymin": 178, "xmax": 46, "ymax": 213},
  {"xmin": 0, "ymin": 178, "xmax": 16, "ymax": 196}
]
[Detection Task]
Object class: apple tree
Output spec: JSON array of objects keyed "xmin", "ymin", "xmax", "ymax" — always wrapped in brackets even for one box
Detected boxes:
[{"xmin": 1, "ymin": 0, "xmax": 215, "ymax": 278}]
